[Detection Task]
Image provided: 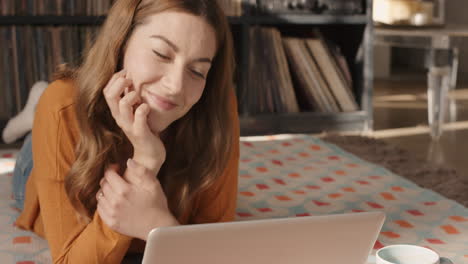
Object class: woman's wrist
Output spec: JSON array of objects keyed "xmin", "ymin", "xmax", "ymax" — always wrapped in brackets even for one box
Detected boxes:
[
  {"xmin": 141, "ymin": 212, "xmax": 180, "ymax": 241},
  {"xmin": 132, "ymin": 153, "xmax": 162, "ymax": 175}
]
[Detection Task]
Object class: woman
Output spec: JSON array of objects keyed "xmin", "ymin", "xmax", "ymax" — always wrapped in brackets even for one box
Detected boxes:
[{"xmin": 13, "ymin": 0, "xmax": 240, "ymax": 263}]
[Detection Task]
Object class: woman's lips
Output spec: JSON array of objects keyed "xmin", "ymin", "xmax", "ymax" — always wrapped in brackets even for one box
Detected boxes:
[{"xmin": 146, "ymin": 91, "xmax": 177, "ymax": 111}]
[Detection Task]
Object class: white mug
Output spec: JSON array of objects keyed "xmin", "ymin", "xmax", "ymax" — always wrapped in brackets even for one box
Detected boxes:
[{"xmin": 376, "ymin": 244, "xmax": 453, "ymax": 264}]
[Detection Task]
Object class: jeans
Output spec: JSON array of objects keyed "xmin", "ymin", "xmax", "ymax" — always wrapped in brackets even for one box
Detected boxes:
[{"xmin": 12, "ymin": 132, "xmax": 33, "ymax": 211}]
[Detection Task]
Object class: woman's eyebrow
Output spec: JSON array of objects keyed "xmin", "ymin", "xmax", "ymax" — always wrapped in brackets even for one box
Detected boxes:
[
  {"xmin": 194, "ymin": 58, "xmax": 212, "ymax": 64},
  {"xmin": 150, "ymin": 35, "xmax": 179, "ymax": 52},
  {"xmin": 150, "ymin": 34, "xmax": 212, "ymax": 64}
]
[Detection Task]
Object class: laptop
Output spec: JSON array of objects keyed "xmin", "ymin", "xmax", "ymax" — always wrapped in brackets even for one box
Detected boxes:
[{"xmin": 142, "ymin": 211, "xmax": 385, "ymax": 264}]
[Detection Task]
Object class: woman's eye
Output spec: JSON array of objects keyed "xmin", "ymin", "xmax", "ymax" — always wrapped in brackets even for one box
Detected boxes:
[
  {"xmin": 153, "ymin": 50, "xmax": 170, "ymax": 60},
  {"xmin": 190, "ymin": 69, "xmax": 206, "ymax": 80}
]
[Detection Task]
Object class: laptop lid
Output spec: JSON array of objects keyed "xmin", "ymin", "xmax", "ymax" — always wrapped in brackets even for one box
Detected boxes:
[{"xmin": 142, "ymin": 211, "xmax": 385, "ymax": 264}]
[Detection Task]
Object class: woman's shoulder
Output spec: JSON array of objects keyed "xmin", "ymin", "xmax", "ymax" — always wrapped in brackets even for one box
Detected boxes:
[
  {"xmin": 34, "ymin": 78, "xmax": 80, "ymax": 153},
  {"xmin": 37, "ymin": 78, "xmax": 77, "ymax": 116}
]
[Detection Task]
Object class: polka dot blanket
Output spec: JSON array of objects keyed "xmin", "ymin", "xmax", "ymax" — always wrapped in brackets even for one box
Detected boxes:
[{"xmin": 0, "ymin": 134, "xmax": 467, "ymax": 263}]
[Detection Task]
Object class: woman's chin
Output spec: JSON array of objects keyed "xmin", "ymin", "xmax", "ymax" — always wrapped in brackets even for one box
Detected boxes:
[
  {"xmin": 149, "ymin": 121, "xmax": 171, "ymax": 135},
  {"xmin": 148, "ymin": 111, "xmax": 173, "ymax": 135}
]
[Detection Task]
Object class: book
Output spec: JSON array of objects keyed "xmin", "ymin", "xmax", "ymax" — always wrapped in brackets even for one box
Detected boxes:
[
  {"xmin": 330, "ymin": 44, "xmax": 353, "ymax": 89},
  {"xmin": 258, "ymin": 27, "xmax": 275, "ymax": 113},
  {"xmin": 3, "ymin": 28, "xmax": 14, "ymax": 116},
  {"xmin": 244, "ymin": 26, "xmax": 257, "ymax": 115},
  {"xmin": 283, "ymin": 37, "xmax": 328, "ymax": 112},
  {"xmin": 10, "ymin": 26, "xmax": 22, "ymax": 113},
  {"xmin": 0, "ymin": 28, "xmax": 6, "ymax": 118},
  {"xmin": 305, "ymin": 37, "xmax": 359, "ymax": 112},
  {"xmin": 270, "ymin": 28, "xmax": 299, "ymax": 113},
  {"xmin": 301, "ymin": 39, "xmax": 341, "ymax": 112},
  {"xmin": 319, "ymin": 32, "xmax": 355, "ymax": 104}
]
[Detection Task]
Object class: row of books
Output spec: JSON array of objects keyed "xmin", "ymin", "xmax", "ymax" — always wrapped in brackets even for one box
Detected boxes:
[
  {"xmin": 0, "ymin": 0, "xmax": 243, "ymax": 16},
  {"xmin": 0, "ymin": 25, "xmax": 358, "ymax": 120},
  {"xmin": 0, "ymin": 0, "xmax": 116, "ymax": 16},
  {"xmin": 243, "ymin": 26, "xmax": 300, "ymax": 115},
  {"xmin": 240, "ymin": 27, "xmax": 358, "ymax": 115},
  {"xmin": 0, "ymin": 26, "xmax": 99, "ymax": 118}
]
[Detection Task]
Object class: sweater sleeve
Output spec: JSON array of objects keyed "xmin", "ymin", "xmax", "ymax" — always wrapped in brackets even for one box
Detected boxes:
[
  {"xmin": 191, "ymin": 89, "xmax": 240, "ymax": 224},
  {"xmin": 30, "ymin": 82, "xmax": 133, "ymax": 263}
]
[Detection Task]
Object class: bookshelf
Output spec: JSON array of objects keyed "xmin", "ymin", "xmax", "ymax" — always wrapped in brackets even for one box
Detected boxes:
[
  {"xmin": 0, "ymin": 14, "xmax": 368, "ymax": 25},
  {"xmin": 238, "ymin": 0, "xmax": 374, "ymax": 135},
  {"xmin": 0, "ymin": 0, "xmax": 374, "ymax": 139}
]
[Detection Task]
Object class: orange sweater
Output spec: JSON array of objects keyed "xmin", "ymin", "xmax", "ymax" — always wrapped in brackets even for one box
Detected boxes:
[{"xmin": 14, "ymin": 79, "xmax": 240, "ymax": 263}]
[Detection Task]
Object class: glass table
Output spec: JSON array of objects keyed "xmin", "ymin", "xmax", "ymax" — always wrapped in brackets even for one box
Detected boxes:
[{"xmin": 374, "ymin": 24, "xmax": 468, "ymax": 141}]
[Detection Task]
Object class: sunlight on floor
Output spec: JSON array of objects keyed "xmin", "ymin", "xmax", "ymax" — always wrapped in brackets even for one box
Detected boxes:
[
  {"xmin": 0, "ymin": 159, "xmax": 15, "ymax": 174},
  {"xmin": 0, "ymin": 151, "xmax": 16, "ymax": 174},
  {"xmin": 241, "ymin": 134, "xmax": 306, "ymax": 142},
  {"xmin": 374, "ymin": 88, "xmax": 468, "ymax": 102},
  {"xmin": 370, "ymin": 120, "xmax": 468, "ymax": 139}
]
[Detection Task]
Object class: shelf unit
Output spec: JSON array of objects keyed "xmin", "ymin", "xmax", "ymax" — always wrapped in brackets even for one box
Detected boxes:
[
  {"xmin": 0, "ymin": 14, "xmax": 368, "ymax": 25},
  {"xmin": 237, "ymin": 0, "xmax": 374, "ymax": 135},
  {"xmin": 0, "ymin": 0, "xmax": 373, "ymax": 140}
]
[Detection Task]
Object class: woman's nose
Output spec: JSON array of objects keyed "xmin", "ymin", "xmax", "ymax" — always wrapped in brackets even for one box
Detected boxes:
[{"xmin": 162, "ymin": 64, "xmax": 184, "ymax": 96}]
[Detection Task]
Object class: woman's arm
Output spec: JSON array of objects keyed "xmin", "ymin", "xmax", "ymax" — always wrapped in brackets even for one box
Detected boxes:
[
  {"xmin": 97, "ymin": 158, "xmax": 180, "ymax": 241},
  {"xmin": 26, "ymin": 81, "xmax": 133, "ymax": 263}
]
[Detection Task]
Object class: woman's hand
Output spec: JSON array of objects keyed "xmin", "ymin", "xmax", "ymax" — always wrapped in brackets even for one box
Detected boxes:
[
  {"xmin": 102, "ymin": 69, "xmax": 166, "ymax": 173},
  {"xmin": 97, "ymin": 159, "xmax": 179, "ymax": 241}
]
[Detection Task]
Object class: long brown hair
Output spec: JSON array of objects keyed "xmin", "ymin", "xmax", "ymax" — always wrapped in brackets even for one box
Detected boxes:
[{"xmin": 62, "ymin": 0, "xmax": 236, "ymax": 223}]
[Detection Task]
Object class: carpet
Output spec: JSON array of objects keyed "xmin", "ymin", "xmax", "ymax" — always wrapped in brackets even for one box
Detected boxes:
[
  {"xmin": 322, "ymin": 134, "xmax": 468, "ymax": 208},
  {"xmin": 1, "ymin": 134, "xmax": 468, "ymax": 263}
]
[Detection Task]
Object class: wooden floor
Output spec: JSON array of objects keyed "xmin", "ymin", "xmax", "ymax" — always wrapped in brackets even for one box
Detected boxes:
[{"xmin": 373, "ymin": 79, "xmax": 468, "ymax": 178}]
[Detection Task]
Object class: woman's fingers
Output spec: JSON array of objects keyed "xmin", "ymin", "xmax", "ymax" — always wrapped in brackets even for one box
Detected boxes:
[
  {"xmin": 103, "ymin": 69, "xmax": 143, "ymax": 132},
  {"xmin": 96, "ymin": 184, "xmax": 112, "ymax": 211},
  {"xmin": 100, "ymin": 177, "xmax": 116, "ymax": 201},
  {"xmin": 103, "ymin": 69, "xmax": 127, "ymax": 100},
  {"xmin": 100, "ymin": 164, "xmax": 120, "ymax": 188},
  {"xmin": 103, "ymin": 77, "xmax": 133, "ymax": 123},
  {"xmin": 96, "ymin": 194, "xmax": 116, "ymax": 227},
  {"xmin": 124, "ymin": 158, "xmax": 151, "ymax": 186},
  {"xmin": 133, "ymin": 103, "xmax": 151, "ymax": 137},
  {"xmin": 107, "ymin": 69, "xmax": 126, "ymax": 91},
  {"xmin": 104, "ymin": 168, "xmax": 130, "ymax": 197},
  {"xmin": 119, "ymin": 91, "xmax": 141, "ymax": 128}
]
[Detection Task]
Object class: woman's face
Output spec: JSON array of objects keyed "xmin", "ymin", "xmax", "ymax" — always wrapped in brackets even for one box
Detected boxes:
[{"xmin": 122, "ymin": 11, "xmax": 217, "ymax": 134}]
